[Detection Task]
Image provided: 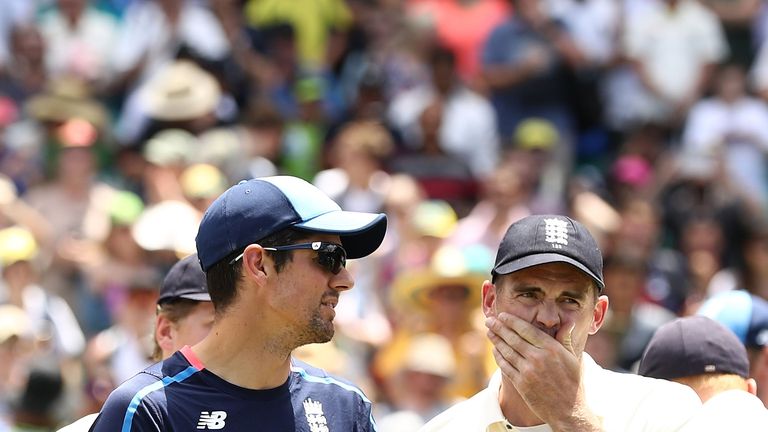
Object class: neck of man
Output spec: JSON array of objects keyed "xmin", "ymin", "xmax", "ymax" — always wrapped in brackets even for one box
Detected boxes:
[
  {"xmin": 498, "ymin": 379, "xmax": 545, "ymax": 427},
  {"xmin": 191, "ymin": 309, "xmax": 294, "ymax": 390}
]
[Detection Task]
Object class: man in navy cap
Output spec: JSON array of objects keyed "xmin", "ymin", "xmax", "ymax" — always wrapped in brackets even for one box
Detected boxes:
[
  {"xmin": 152, "ymin": 252, "xmax": 213, "ymax": 361},
  {"xmin": 423, "ymin": 214, "xmax": 700, "ymax": 431},
  {"xmin": 639, "ymin": 315, "xmax": 768, "ymax": 430},
  {"xmin": 91, "ymin": 176, "xmax": 387, "ymax": 431},
  {"xmin": 59, "ymin": 253, "xmax": 214, "ymax": 432}
]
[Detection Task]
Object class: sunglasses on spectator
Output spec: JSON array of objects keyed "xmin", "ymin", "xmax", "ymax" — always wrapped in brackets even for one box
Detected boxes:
[{"xmin": 230, "ymin": 242, "xmax": 347, "ymax": 274}]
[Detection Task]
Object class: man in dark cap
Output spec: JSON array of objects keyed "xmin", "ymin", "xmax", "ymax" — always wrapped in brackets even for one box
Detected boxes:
[
  {"xmin": 152, "ymin": 253, "xmax": 213, "ymax": 361},
  {"xmin": 639, "ymin": 315, "xmax": 768, "ymax": 430},
  {"xmin": 58, "ymin": 253, "xmax": 214, "ymax": 432},
  {"xmin": 92, "ymin": 176, "xmax": 387, "ymax": 431},
  {"xmin": 423, "ymin": 215, "xmax": 700, "ymax": 431}
]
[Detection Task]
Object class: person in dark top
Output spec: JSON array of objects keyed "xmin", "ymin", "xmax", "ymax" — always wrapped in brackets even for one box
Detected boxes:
[{"xmin": 90, "ymin": 175, "xmax": 387, "ymax": 431}]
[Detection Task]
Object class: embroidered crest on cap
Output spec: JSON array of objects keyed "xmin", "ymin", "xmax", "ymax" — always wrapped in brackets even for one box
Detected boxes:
[{"xmin": 544, "ymin": 218, "xmax": 569, "ymax": 249}]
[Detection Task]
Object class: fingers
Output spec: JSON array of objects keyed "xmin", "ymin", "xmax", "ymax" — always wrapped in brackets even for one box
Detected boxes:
[
  {"xmin": 485, "ymin": 316, "xmax": 536, "ymax": 359},
  {"xmin": 494, "ymin": 313, "xmax": 546, "ymax": 348},
  {"xmin": 491, "ymin": 346, "xmax": 519, "ymax": 381},
  {"xmin": 557, "ymin": 323, "xmax": 577, "ymax": 355},
  {"xmin": 487, "ymin": 328, "xmax": 526, "ymax": 364}
]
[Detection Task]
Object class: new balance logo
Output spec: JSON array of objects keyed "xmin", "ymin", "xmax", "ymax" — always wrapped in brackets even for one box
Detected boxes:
[{"xmin": 197, "ymin": 411, "xmax": 227, "ymax": 429}]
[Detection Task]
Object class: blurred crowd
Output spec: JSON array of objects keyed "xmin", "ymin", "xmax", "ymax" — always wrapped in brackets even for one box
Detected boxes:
[{"xmin": 1, "ymin": 0, "xmax": 768, "ymax": 430}]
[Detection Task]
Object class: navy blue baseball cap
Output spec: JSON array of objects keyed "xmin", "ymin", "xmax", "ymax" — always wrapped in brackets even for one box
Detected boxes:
[
  {"xmin": 158, "ymin": 253, "xmax": 210, "ymax": 305},
  {"xmin": 698, "ymin": 290, "xmax": 768, "ymax": 349},
  {"xmin": 196, "ymin": 176, "xmax": 387, "ymax": 271},
  {"xmin": 492, "ymin": 215, "xmax": 604, "ymax": 290},
  {"xmin": 638, "ymin": 316, "xmax": 750, "ymax": 380}
]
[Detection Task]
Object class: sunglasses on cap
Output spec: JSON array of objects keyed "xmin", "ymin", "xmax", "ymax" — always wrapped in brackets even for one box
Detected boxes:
[{"xmin": 230, "ymin": 241, "xmax": 347, "ymax": 274}]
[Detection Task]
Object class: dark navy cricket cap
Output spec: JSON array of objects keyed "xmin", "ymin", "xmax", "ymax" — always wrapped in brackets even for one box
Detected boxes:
[
  {"xmin": 638, "ymin": 316, "xmax": 750, "ymax": 380},
  {"xmin": 698, "ymin": 290, "xmax": 768, "ymax": 349},
  {"xmin": 196, "ymin": 176, "xmax": 387, "ymax": 271},
  {"xmin": 492, "ymin": 215, "xmax": 604, "ymax": 290},
  {"xmin": 158, "ymin": 253, "xmax": 210, "ymax": 304}
]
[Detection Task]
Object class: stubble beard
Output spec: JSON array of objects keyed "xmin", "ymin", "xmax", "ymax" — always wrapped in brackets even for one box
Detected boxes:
[{"xmin": 292, "ymin": 307, "xmax": 335, "ymax": 347}]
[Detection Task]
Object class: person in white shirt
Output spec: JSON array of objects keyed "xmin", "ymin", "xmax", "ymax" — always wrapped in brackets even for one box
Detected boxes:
[
  {"xmin": 623, "ymin": 0, "xmax": 728, "ymax": 125},
  {"xmin": 389, "ymin": 45, "xmax": 499, "ymax": 179},
  {"xmin": 638, "ymin": 315, "xmax": 768, "ymax": 431},
  {"xmin": 421, "ymin": 214, "xmax": 701, "ymax": 431}
]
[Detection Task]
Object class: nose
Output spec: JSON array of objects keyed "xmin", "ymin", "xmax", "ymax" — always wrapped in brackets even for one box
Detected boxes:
[
  {"xmin": 330, "ymin": 267, "xmax": 354, "ymax": 292},
  {"xmin": 534, "ymin": 300, "xmax": 560, "ymax": 329}
]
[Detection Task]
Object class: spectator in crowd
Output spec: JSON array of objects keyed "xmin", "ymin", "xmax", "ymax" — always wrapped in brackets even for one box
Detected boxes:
[
  {"xmin": 21, "ymin": 87, "xmax": 114, "ymax": 305},
  {"xmin": 623, "ymin": 0, "xmax": 728, "ymax": 127},
  {"xmin": 0, "ymin": 226, "xmax": 85, "ymax": 360},
  {"xmin": 638, "ymin": 315, "xmax": 768, "ymax": 429},
  {"xmin": 379, "ymin": 245, "xmax": 494, "ymax": 402},
  {"xmin": 314, "ymin": 119, "xmax": 393, "ymax": 214},
  {"xmin": 590, "ymin": 251, "xmax": 675, "ymax": 372},
  {"xmin": 125, "ymin": 59, "xmax": 224, "ymax": 145},
  {"xmin": 389, "ymin": 44, "xmax": 499, "ymax": 179},
  {"xmin": 244, "ymin": 0, "xmax": 353, "ymax": 71},
  {"xmin": 448, "ymin": 158, "xmax": 530, "ymax": 252},
  {"xmin": 481, "ymin": 0, "xmax": 584, "ymax": 139},
  {"xmin": 376, "ymin": 333, "xmax": 457, "ymax": 431},
  {"xmin": 37, "ymin": 0, "xmax": 117, "ymax": 84},
  {"xmin": 681, "ymin": 63, "xmax": 768, "ymax": 210},
  {"xmin": 389, "ymin": 97, "xmax": 476, "ymax": 214},
  {"xmin": 507, "ymin": 117, "xmax": 568, "ymax": 214},
  {"xmin": 0, "ymin": 23, "xmax": 47, "ymax": 106},
  {"xmin": 83, "ymin": 268, "xmax": 160, "ymax": 388},
  {"xmin": 406, "ymin": 0, "xmax": 509, "ymax": 82},
  {"xmin": 707, "ymin": 215, "xmax": 768, "ymax": 300}
]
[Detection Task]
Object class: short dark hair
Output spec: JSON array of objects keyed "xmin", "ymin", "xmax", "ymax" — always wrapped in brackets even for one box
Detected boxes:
[{"xmin": 204, "ymin": 228, "xmax": 311, "ymax": 315}]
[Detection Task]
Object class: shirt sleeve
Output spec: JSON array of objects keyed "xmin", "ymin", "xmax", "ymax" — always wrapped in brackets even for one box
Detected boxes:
[
  {"xmin": 356, "ymin": 391, "xmax": 376, "ymax": 432},
  {"xmin": 89, "ymin": 378, "xmax": 165, "ymax": 432},
  {"xmin": 697, "ymin": 10, "xmax": 728, "ymax": 64}
]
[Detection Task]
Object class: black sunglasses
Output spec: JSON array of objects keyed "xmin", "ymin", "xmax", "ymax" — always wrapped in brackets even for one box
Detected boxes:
[{"xmin": 230, "ymin": 242, "xmax": 347, "ymax": 274}]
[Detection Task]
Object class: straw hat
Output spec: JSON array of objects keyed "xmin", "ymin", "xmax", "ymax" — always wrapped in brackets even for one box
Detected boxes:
[
  {"xmin": 391, "ymin": 245, "xmax": 491, "ymax": 313},
  {"xmin": 143, "ymin": 129, "xmax": 198, "ymax": 166},
  {"xmin": 140, "ymin": 60, "xmax": 221, "ymax": 121},
  {"xmin": 26, "ymin": 77, "xmax": 107, "ymax": 128},
  {"xmin": 402, "ymin": 333, "xmax": 457, "ymax": 378}
]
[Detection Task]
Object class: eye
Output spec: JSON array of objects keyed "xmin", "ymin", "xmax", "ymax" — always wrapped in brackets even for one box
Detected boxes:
[
  {"xmin": 517, "ymin": 291, "xmax": 538, "ymax": 300},
  {"xmin": 561, "ymin": 297, "xmax": 581, "ymax": 307}
]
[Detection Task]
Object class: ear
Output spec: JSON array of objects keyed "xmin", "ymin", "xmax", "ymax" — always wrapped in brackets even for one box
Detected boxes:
[
  {"xmin": 746, "ymin": 377, "xmax": 758, "ymax": 396},
  {"xmin": 481, "ymin": 280, "xmax": 497, "ymax": 317},
  {"xmin": 589, "ymin": 295, "xmax": 609, "ymax": 335},
  {"xmin": 155, "ymin": 314, "xmax": 176, "ymax": 356},
  {"xmin": 240, "ymin": 244, "xmax": 268, "ymax": 283}
]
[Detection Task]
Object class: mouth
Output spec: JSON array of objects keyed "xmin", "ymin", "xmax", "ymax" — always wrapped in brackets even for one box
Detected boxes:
[{"xmin": 320, "ymin": 295, "xmax": 339, "ymax": 310}]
